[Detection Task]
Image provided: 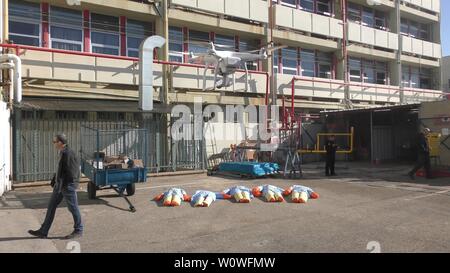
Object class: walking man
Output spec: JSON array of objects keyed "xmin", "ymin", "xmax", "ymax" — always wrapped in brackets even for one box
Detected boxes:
[
  {"xmin": 325, "ymin": 135, "xmax": 337, "ymax": 176},
  {"xmin": 408, "ymin": 128, "xmax": 432, "ymax": 180},
  {"xmin": 28, "ymin": 133, "xmax": 83, "ymax": 239}
]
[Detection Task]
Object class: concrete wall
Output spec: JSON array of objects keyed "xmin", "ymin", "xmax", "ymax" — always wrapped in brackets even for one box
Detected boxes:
[
  {"xmin": 442, "ymin": 56, "xmax": 450, "ymax": 92},
  {"xmin": 0, "ymin": 101, "xmax": 11, "ymax": 196},
  {"xmin": 419, "ymin": 100, "xmax": 450, "ymax": 166}
]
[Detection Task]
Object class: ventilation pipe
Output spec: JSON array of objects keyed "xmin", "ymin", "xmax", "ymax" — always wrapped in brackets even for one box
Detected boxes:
[
  {"xmin": 0, "ymin": 54, "xmax": 22, "ymax": 103},
  {"xmin": 139, "ymin": 35, "xmax": 165, "ymax": 111}
]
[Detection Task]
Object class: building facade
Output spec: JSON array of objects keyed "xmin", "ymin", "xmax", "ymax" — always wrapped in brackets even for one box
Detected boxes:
[{"xmin": 0, "ymin": 0, "xmax": 444, "ymax": 182}]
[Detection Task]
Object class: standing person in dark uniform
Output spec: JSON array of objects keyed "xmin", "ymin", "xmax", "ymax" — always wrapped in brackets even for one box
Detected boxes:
[
  {"xmin": 408, "ymin": 128, "xmax": 432, "ymax": 180},
  {"xmin": 325, "ymin": 135, "xmax": 338, "ymax": 176},
  {"xmin": 28, "ymin": 133, "xmax": 84, "ymax": 239}
]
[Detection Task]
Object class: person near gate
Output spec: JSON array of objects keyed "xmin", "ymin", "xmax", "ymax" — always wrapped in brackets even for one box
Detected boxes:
[
  {"xmin": 408, "ymin": 128, "xmax": 433, "ymax": 180},
  {"xmin": 325, "ymin": 135, "xmax": 337, "ymax": 176},
  {"xmin": 28, "ymin": 133, "xmax": 83, "ymax": 239}
]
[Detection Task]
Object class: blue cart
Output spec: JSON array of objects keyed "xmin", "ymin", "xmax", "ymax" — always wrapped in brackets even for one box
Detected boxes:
[{"xmin": 80, "ymin": 124, "xmax": 148, "ymax": 212}]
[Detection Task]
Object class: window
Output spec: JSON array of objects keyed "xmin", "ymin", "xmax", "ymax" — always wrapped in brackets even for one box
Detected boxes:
[
  {"xmin": 9, "ymin": 0, "xmax": 41, "ymax": 46},
  {"xmin": 409, "ymin": 21, "xmax": 419, "ymax": 38},
  {"xmin": 351, "ymin": 59, "xmax": 387, "ymax": 84},
  {"xmin": 420, "ymin": 23, "xmax": 430, "ymax": 41},
  {"xmin": 127, "ymin": 19, "xmax": 152, "ymax": 57},
  {"xmin": 374, "ymin": 11, "xmax": 386, "ymax": 30},
  {"xmin": 300, "ymin": 0, "xmax": 314, "ymax": 12},
  {"xmin": 401, "ymin": 19, "xmax": 432, "ymax": 41},
  {"xmin": 349, "ymin": 58, "xmax": 361, "ymax": 82},
  {"xmin": 362, "ymin": 60, "xmax": 375, "ymax": 84},
  {"xmin": 402, "ymin": 65, "xmax": 410, "ymax": 88},
  {"xmin": 348, "ymin": 4, "xmax": 387, "ymax": 31},
  {"xmin": 239, "ymin": 38, "xmax": 258, "ymax": 70},
  {"xmin": 169, "ymin": 26, "xmax": 183, "ymax": 62},
  {"xmin": 317, "ymin": 51, "xmax": 332, "ymax": 79},
  {"xmin": 50, "ymin": 6, "xmax": 83, "ymax": 51},
  {"xmin": 282, "ymin": 0, "xmax": 297, "ymax": 7},
  {"xmin": 316, "ymin": 0, "xmax": 331, "ymax": 16},
  {"xmin": 273, "ymin": 50, "xmax": 279, "ymax": 74},
  {"xmin": 91, "ymin": 13, "xmax": 119, "ymax": 55},
  {"xmin": 376, "ymin": 62, "xmax": 387, "ymax": 85},
  {"xmin": 410, "ymin": 67, "xmax": 420, "ymax": 88},
  {"xmin": 348, "ymin": 3, "xmax": 361, "ymax": 23},
  {"xmin": 400, "ymin": 18, "xmax": 409, "ymax": 35},
  {"xmin": 282, "ymin": 47, "xmax": 298, "ymax": 75},
  {"xmin": 215, "ymin": 34, "xmax": 235, "ymax": 50},
  {"xmin": 300, "ymin": 49, "xmax": 314, "ymax": 77},
  {"xmin": 362, "ymin": 7, "xmax": 374, "ymax": 28},
  {"xmin": 188, "ymin": 30, "xmax": 210, "ymax": 58}
]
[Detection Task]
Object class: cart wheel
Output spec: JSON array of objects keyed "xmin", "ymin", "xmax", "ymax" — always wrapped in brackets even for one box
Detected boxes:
[
  {"xmin": 126, "ymin": 183, "xmax": 136, "ymax": 196},
  {"xmin": 87, "ymin": 181, "xmax": 96, "ymax": 200}
]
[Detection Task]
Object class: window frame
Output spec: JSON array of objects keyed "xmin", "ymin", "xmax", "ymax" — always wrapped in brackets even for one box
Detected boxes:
[
  {"xmin": 169, "ymin": 26, "xmax": 184, "ymax": 63},
  {"xmin": 126, "ymin": 19, "xmax": 153, "ymax": 58},
  {"xmin": 9, "ymin": 0, "xmax": 41, "ymax": 47},
  {"xmin": 49, "ymin": 6, "xmax": 83, "ymax": 52},
  {"xmin": 90, "ymin": 13, "xmax": 120, "ymax": 56}
]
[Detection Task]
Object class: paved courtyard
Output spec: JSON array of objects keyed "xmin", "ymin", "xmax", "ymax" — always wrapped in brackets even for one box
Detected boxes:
[{"xmin": 1, "ymin": 162, "xmax": 450, "ymax": 253}]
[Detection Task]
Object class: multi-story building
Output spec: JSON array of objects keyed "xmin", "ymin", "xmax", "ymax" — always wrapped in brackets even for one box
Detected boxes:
[{"xmin": 0, "ymin": 0, "xmax": 443, "ymax": 183}]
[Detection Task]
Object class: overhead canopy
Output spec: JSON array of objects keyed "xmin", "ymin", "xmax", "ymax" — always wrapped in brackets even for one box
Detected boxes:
[{"xmin": 19, "ymin": 98, "xmax": 171, "ymax": 113}]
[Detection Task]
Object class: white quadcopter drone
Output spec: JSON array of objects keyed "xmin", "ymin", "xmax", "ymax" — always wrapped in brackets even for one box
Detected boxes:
[{"xmin": 188, "ymin": 42, "xmax": 285, "ymax": 91}]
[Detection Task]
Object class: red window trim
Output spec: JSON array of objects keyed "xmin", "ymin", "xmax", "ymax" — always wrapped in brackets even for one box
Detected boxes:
[
  {"xmin": 83, "ymin": 10, "xmax": 90, "ymax": 53},
  {"xmin": 183, "ymin": 27, "xmax": 189, "ymax": 63},
  {"xmin": 42, "ymin": 3, "xmax": 49, "ymax": 48},
  {"xmin": 120, "ymin": 16, "xmax": 127, "ymax": 56}
]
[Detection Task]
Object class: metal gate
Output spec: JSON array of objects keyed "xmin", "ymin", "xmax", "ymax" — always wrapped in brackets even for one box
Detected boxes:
[
  {"xmin": 372, "ymin": 126, "xmax": 394, "ymax": 161},
  {"xmin": 14, "ymin": 110, "xmax": 205, "ymax": 183}
]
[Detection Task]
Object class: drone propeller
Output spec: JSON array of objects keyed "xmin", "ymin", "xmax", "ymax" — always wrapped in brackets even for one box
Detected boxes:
[
  {"xmin": 244, "ymin": 44, "xmax": 288, "ymax": 54},
  {"xmin": 189, "ymin": 40, "xmax": 235, "ymax": 49}
]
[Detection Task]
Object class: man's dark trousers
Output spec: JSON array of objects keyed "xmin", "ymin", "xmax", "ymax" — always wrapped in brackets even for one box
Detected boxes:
[
  {"xmin": 326, "ymin": 154, "xmax": 335, "ymax": 176},
  {"xmin": 409, "ymin": 153, "xmax": 432, "ymax": 179},
  {"xmin": 41, "ymin": 183, "xmax": 83, "ymax": 236}
]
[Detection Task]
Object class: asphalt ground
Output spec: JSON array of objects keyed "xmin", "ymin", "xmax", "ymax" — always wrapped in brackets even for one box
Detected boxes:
[{"xmin": 1, "ymin": 162, "xmax": 450, "ymax": 253}]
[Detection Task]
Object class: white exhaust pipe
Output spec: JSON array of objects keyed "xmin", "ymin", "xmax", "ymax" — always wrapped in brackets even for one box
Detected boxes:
[
  {"xmin": 0, "ymin": 54, "xmax": 22, "ymax": 103},
  {"xmin": 139, "ymin": 35, "xmax": 165, "ymax": 111}
]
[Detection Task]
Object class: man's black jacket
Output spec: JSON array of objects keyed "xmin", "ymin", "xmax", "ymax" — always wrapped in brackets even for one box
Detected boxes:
[
  {"xmin": 417, "ymin": 133, "xmax": 430, "ymax": 155},
  {"xmin": 52, "ymin": 146, "xmax": 80, "ymax": 188}
]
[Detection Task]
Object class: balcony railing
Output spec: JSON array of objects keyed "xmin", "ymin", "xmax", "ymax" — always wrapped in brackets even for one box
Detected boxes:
[
  {"xmin": 273, "ymin": 4, "xmax": 343, "ymax": 39},
  {"xmin": 402, "ymin": 36, "xmax": 441, "ymax": 59},
  {"xmin": 276, "ymin": 74, "xmax": 444, "ymax": 107},
  {"xmin": 348, "ymin": 22, "xmax": 398, "ymax": 51},
  {"xmin": 402, "ymin": 0, "xmax": 440, "ymax": 14},
  {"xmin": 1, "ymin": 43, "xmax": 444, "ymax": 105},
  {"xmin": 169, "ymin": 0, "xmax": 268, "ymax": 24}
]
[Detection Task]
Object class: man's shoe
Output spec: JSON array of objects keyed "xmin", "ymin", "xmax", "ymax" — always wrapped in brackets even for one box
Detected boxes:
[
  {"xmin": 64, "ymin": 231, "xmax": 83, "ymax": 240},
  {"xmin": 28, "ymin": 229, "xmax": 47, "ymax": 239}
]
